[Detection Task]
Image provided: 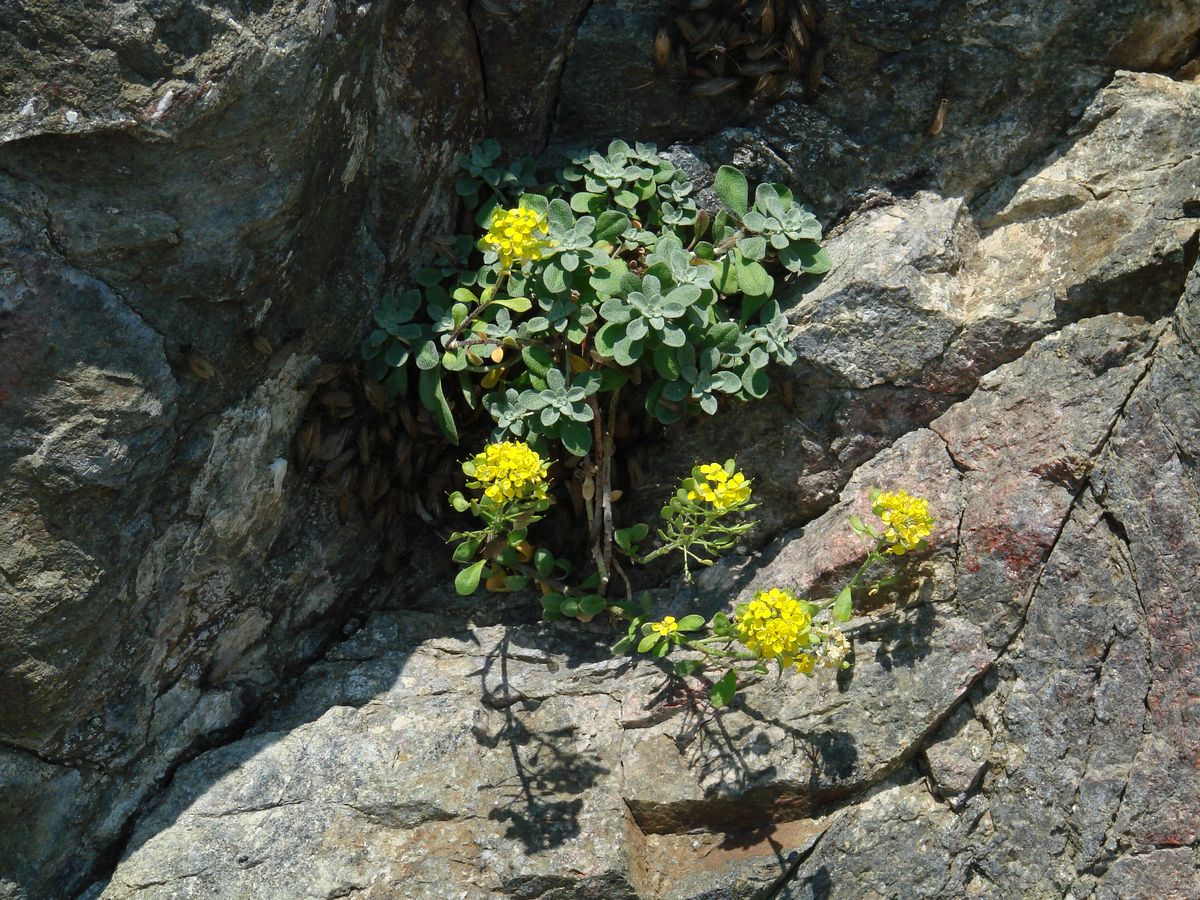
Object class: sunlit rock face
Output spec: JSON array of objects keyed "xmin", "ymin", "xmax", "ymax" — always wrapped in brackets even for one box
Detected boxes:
[{"xmin": 2, "ymin": 0, "xmax": 1199, "ymax": 897}]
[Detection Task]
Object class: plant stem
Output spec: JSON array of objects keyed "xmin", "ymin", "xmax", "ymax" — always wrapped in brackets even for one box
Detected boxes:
[
  {"xmin": 681, "ymin": 639, "xmax": 757, "ymax": 661},
  {"xmin": 447, "ymin": 269, "xmax": 508, "ymax": 349},
  {"xmin": 600, "ymin": 387, "xmax": 620, "ymax": 592},
  {"xmin": 846, "ymin": 538, "xmax": 887, "ymax": 591},
  {"xmin": 587, "ymin": 393, "xmax": 608, "ymax": 593}
]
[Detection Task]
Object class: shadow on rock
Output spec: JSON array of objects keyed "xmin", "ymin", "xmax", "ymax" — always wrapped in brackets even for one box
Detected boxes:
[{"xmin": 478, "ymin": 634, "xmax": 610, "ymax": 854}]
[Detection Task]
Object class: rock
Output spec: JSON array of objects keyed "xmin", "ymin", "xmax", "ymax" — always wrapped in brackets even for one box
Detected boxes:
[
  {"xmin": 691, "ymin": 2, "xmax": 1200, "ymax": 217},
  {"xmin": 5, "ymin": 1, "xmax": 1200, "ymax": 897},
  {"xmin": 921, "ymin": 703, "xmax": 990, "ymax": 809},
  {"xmin": 0, "ymin": 0, "xmax": 485, "ymax": 894},
  {"xmin": 470, "ymin": 0, "xmax": 592, "ymax": 155},
  {"xmin": 95, "ymin": 293, "xmax": 1186, "ymax": 896},
  {"xmin": 634, "ymin": 71, "xmax": 1199, "ymax": 540}
]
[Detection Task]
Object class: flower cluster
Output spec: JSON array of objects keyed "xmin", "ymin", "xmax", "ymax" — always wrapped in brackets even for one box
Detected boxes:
[
  {"xmin": 811, "ymin": 623, "xmax": 851, "ymax": 670},
  {"xmin": 688, "ymin": 463, "xmax": 752, "ymax": 510},
  {"xmin": 483, "ymin": 205, "xmax": 554, "ymax": 268},
  {"xmin": 872, "ymin": 490, "xmax": 934, "ymax": 555},
  {"xmin": 470, "ymin": 440, "xmax": 550, "ymax": 504},
  {"xmin": 650, "ymin": 616, "xmax": 679, "ymax": 637},
  {"xmin": 734, "ymin": 588, "xmax": 813, "ymax": 670}
]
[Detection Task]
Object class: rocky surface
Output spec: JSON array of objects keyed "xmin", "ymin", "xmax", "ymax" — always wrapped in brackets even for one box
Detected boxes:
[
  {"xmin": 96, "ymin": 72, "xmax": 1200, "ymax": 899},
  {"xmin": 3, "ymin": 0, "xmax": 1200, "ymax": 898},
  {"xmin": 1, "ymin": 0, "xmax": 485, "ymax": 893}
]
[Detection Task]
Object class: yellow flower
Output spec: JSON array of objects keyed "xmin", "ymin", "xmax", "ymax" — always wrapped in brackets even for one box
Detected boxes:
[
  {"xmin": 470, "ymin": 440, "xmax": 550, "ymax": 504},
  {"xmin": 482, "ymin": 205, "xmax": 554, "ymax": 268},
  {"xmin": 687, "ymin": 462, "xmax": 752, "ymax": 510},
  {"xmin": 872, "ymin": 490, "xmax": 934, "ymax": 555},
  {"xmin": 734, "ymin": 588, "xmax": 813, "ymax": 671},
  {"xmin": 650, "ymin": 616, "xmax": 679, "ymax": 637}
]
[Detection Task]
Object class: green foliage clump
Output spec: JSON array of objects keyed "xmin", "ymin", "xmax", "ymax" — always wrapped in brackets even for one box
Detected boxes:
[
  {"xmin": 358, "ymin": 139, "xmax": 943, "ymax": 708},
  {"xmin": 361, "ymin": 139, "xmax": 830, "ymax": 454}
]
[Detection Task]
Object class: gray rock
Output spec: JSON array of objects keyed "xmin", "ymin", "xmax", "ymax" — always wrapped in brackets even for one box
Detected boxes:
[
  {"xmin": 96, "ymin": 290, "xmax": 1190, "ymax": 897},
  {"xmin": 922, "ymin": 703, "xmax": 990, "ymax": 809},
  {"xmin": 0, "ymin": 0, "xmax": 484, "ymax": 894},
  {"xmin": 5, "ymin": 1, "xmax": 1200, "ymax": 897}
]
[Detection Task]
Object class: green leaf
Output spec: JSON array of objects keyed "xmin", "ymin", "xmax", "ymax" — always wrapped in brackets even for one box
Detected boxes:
[
  {"xmin": 736, "ymin": 257, "xmax": 774, "ymax": 297},
  {"xmin": 415, "ymin": 340, "xmax": 441, "ymax": 371},
  {"xmin": 560, "ymin": 419, "xmax": 592, "ymax": 456},
  {"xmin": 710, "ymin": 255, "xmax": 739, "ymax": 294},
  {"xmin": 451, "ymin": 538, "xmax": 478, "ymax": 562},
  {"xmin": 707, "ymin": 321, "xmax": 740, "ymax": 350},
  {"xmin": 676, "ymin": 614, "xmax": 705, "ymax": 632},
  {"xmin": 612, "ymin": 635, "xmax": 633, "ymax": 655},
  {"xmin": 492, "ymin": 295, "xmax": 533, "ymax": 313},
  {"xmin": 593, "ymin": 321, "xmax": 623, "ymax": 357},
  {"xmin": 833, "ymin": 586, "xmax": 853, "ymax": 622},
  {"xmin": 614, "ymin": 336, "xmax": 643, "ymax": 367},
  {"xmin": 804, "ymin": 247, "xmax": 833, "ymax": 275},
  {"xmin": 570, "ymin": 191, "xmax": 603, "ymax": 213},
  {"xmin": 849, "ymin": 514, "xmax": 866, "ymax": 534},
  {"xmin": 742, "ymin": 367, "xmax": 770, "ymax": 399},
  {"xmin": 548, "ymin": 198, "xmax": 574, "ymax": 233},
  {"xmin": 418, "ymin": 369, "xmax": 458, "ymax": 444},
  {"xmin": 737, "ymin": 235, "xmax": 768, "ymax": 261},
  {"xmin": 652, "ymin": 639, "xmax": 671, "ymax": 658},
  {"xmin": 615, "ymin": 522, "xmax": 649, "ymax": 553},
  {"xmin": 580, "ymin": 595, "xmax": 607, "ymax": 616},
  {"xmin": 521, "ymin": 345, "xmax": 554, "ymax": 377},
  {"xmin": 653, "ymin": 344, "xmax": 681, "ymax": 380},
  {"xmin": 415, "ymin": 267, "xmax": 442, "ymax": 288},
  {"xmin": 534, "ymin": 547, "xmax": 555, "ymax": 577},
  {"xmin": 674, "ymin": 659, "xmax": 701, "ymax": 677},
  {"xmin": 454, "ymin": 559, "xmax": 486, "ymax": 596},
  {"xmin": 594, "ymin": 210, "xmax": 630, "ymax": 242},
  {"xmin": 615, "ymin": 189, "xmax": 639, "ymax": 210},
  {"xmin": 714, "ymin": 165, "xmax": 749, "ymax": 216},
  {"xmin": 710, "ymin": 612, "xmax": 731, "ymax": 636},
  {"xmin": 710, "ymin": 669, "xmax": 737, "ymax": 708},
  {"xmin": 521, "ymin": 194, "xmax": 549, "ymax": 216},
  {"xmin": 384, "ymin": 343, "xmax": 411, "ymax": 367},
  {"xmin": 598, "ymin": 368, "xmax": 629, "ymax": 392},
  {"xmin": 780, "ymin": 240, "xmax": 832, "ymax": 275},
  {"xmin": 543, "ymin": 264, "xmax": 567, "ymax": 294},
  {"xmin": 637, "ymin": 633, "xmax": 661, "ymax": 654}
]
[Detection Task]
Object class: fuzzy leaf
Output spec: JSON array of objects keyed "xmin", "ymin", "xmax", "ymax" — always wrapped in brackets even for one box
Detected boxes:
[
  {"xmin": 714, "ymin": 165, "xmax": 749, "ymax": 216},
  {"xmin": 416, "ymin": 340, "xmax": 441, "ymax": 371},
  {"xmin": 560, "ymin": 419, "xmax": 592, "ymax": 456},
  {"xmin": 594, "ymin": 210, "xmax": 630, "ymax": 242},
  {"xmin": 521, "ymin": 345, "xmax": 554, "ymax": 378},
  {"xmin": 780, "ymin": 240, "xmax": 831, "ymax": 275},
  {"xmin": 454, "ymin": 560, "xmax": 486, "ymax": 596},
  {"xmin": 736, "ymin": 258, "xmax": 774, "ymax": 297},
  {"xmin": 418, "ymin": 369, "xmax": 458, "ymax": 444}
]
